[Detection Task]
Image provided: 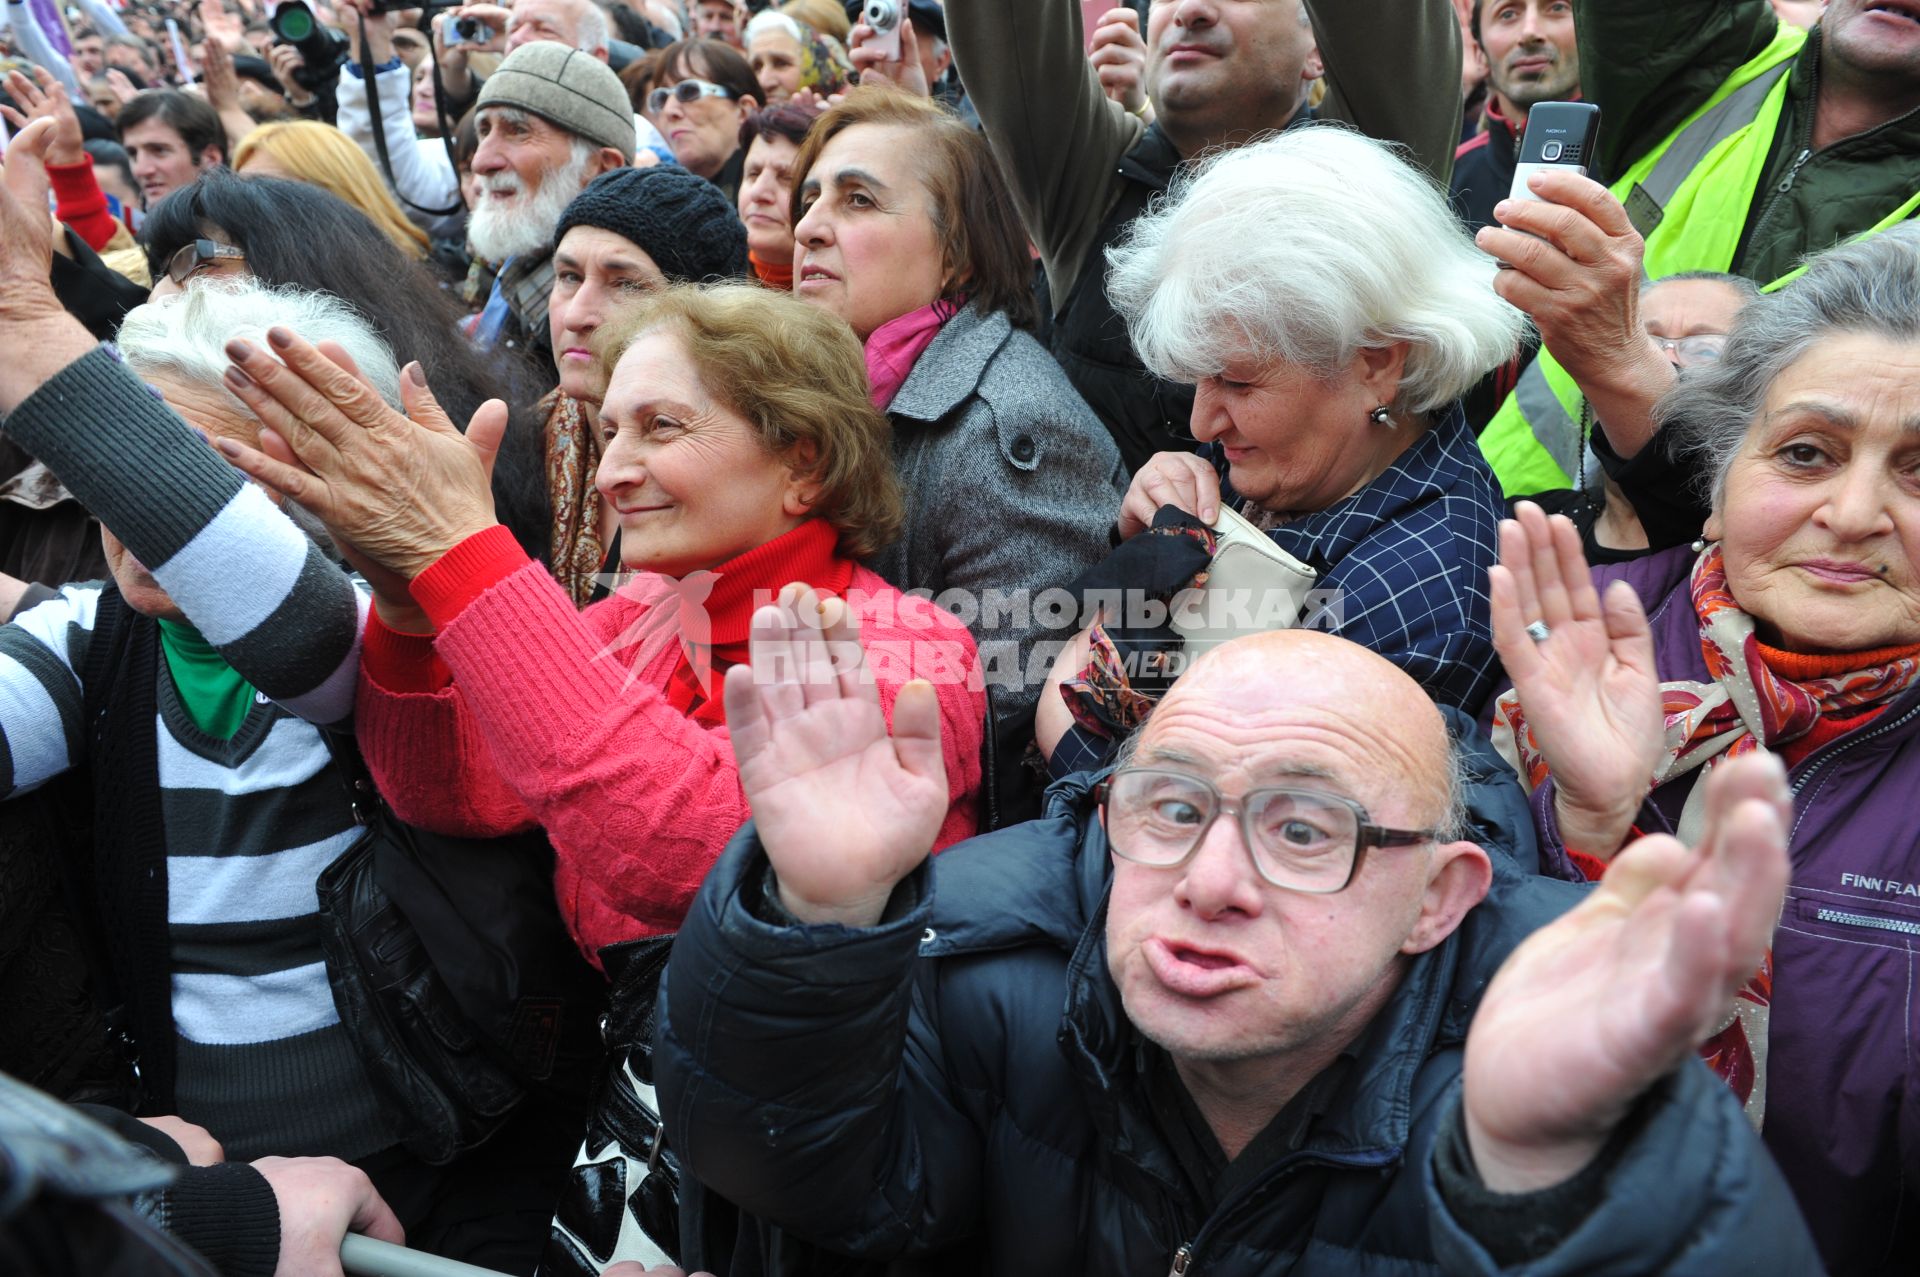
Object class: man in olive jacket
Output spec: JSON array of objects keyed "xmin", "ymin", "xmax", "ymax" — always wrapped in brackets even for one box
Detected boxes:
[
  {"xmin": 654, "ymin": 619, "xmax": 1820, "ymax": 1275},
  {"xmin": 944, "ymin": 0, "xmax": 1463, "ymax": 472},
  {"xmin": 1577, "ymin": 0, "xmax": 1920, "ymax": 286}
]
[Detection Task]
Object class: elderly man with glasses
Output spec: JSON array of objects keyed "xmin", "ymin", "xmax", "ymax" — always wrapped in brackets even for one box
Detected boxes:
[{"xmin": 649, "ymin": 615, "xmax": 1817, "ymax": 1274}]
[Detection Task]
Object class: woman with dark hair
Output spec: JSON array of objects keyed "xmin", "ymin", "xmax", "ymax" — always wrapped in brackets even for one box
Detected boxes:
[
  {"xmin": 140, "ymin": 170, "xmax": 552, "ymax": 564},
  {"xmin": 790, "ymin": 85, "xmax": 1124, "ymax": 824},
  {"xmin": 639, "ymin": 37, "xmax": 760, "ymax": 199},
  {"xmin": 737, "ymin": 101, "xmax": 819, "ymax": 289}
]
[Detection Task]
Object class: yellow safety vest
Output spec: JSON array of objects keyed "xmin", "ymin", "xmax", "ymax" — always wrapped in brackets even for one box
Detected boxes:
[{"xmin": 1478, "ymin": 21, "xmax": 1920, "ymax": 495}]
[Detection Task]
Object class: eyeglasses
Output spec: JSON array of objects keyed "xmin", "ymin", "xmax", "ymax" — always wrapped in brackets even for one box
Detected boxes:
[
  {"xmin": 1653, "ymin": 333, "xmax": 1728, "ymax": 369},
  {"xmin": 647, "ymin": 78, "xmax": 736, "ymax": 115},
  {"xmin": 1095, "ymin": 768, "xmax": 1438, "ymax": 894},
  {"xmin": 165, "ymin": 238, "xmax": 248, "ymax": 287}
]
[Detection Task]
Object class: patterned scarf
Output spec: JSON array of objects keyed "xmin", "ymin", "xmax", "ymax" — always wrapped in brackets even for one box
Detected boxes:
[
  {"xmin": 1494, "ymin": 542, "xmax": 1920, "ymax": 1130},
  {"xmin": 1496, "ymin": 543, "xmax": 1920, "ymax": 824},
  {"xmin": 542, "ymin": 388, "xmax": 608, "ymax": 609}
]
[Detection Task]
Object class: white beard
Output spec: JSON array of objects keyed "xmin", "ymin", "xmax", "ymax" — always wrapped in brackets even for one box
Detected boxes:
[{"xmin": 466, "ymin": 149, "xmax": 594, "ymax": 264}]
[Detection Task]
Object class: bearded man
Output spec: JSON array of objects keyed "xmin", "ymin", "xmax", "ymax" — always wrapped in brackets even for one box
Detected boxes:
[{"xmin": 468, "ymin": 42, "xmax": 634, "ymax": 380}]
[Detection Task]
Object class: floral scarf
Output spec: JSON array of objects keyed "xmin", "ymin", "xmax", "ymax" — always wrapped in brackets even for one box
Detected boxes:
[
  {"xmin": 541, "ymin": 387, "xmax": 608, "ymax": 609},
  {"xmin": 1494, "ymin": 542, "xmax": 1920, "ymax": 1130}
]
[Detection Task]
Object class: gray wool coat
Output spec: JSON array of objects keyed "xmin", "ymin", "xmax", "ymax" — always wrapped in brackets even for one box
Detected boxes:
[{"xmin": 866, "ymin": 307, "xmax": 1125, "ymax": 814}]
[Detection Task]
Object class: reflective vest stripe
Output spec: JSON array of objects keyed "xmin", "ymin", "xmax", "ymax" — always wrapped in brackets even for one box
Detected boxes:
[{"xmin": 1626, "ymin": 59, "xmax": 1797, "ymax": 238}]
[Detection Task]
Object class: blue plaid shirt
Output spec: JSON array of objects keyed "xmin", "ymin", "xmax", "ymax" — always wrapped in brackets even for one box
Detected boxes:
[
  {"xmin": 1219, "ymin": 403, "xmax": 1502, "ymax": 712},
  {"xmin": 1049, "ymin": 405, "xmax": 1503, "ymax": 779}
]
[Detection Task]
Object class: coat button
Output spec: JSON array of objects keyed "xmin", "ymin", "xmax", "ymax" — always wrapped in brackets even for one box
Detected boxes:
[{"xmin": 1011, "ymin": 435, "xmax": 1036, "ymax": 462}]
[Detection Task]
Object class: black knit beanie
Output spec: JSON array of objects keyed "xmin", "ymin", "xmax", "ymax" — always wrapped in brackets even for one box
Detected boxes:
[{"xmin": 552, "ymin": 166, "xmax": 751, "ymax": 285}]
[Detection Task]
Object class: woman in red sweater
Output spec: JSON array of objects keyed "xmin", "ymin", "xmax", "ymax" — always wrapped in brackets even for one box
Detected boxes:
[{"xmin": 218, "ymin": 283, "xmax": 986, "ymax": 965}]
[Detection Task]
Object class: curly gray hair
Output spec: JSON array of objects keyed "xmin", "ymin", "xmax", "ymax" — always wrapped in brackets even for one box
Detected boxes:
[{"xmin": 1659, "ymin": 222, "xmax": 1920, "ymax": 508}]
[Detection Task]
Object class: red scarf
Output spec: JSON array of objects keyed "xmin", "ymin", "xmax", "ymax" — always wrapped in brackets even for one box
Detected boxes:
[
  {"xmin": 750, "ymin": 249, "xmax": 793, "ymax": 291},
  {"xmin": 661, "ymin": 518, "xmax": 853, "ymax": 725},
  {"xmin": 864, "ymin": 302, "xmax": 950, "ymax": 410}
]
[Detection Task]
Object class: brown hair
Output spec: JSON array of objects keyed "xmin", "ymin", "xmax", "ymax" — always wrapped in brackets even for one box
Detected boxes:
[
  {"xmin": 595, "ymin": 283, "xmax": 904, "ymax": 558},
  {"xmin": 789, "ymin": 85, "xmax": 1039, "ymax": 330}
]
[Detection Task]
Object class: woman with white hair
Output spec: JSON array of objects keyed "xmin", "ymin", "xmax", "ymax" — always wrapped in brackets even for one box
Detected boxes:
[
  {"xmin": 743, "ymin": 8, "xmax": 849, "ymax": 106},
  {"xmin": 1039, "ymin": 127, "xmax": 1526, "ymax": 771}
]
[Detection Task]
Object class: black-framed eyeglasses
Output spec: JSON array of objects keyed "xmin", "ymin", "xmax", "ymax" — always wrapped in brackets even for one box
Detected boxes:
[
  {"xmin": 1095, "ymin": 767, "xmax": 1438, "ymax": 894},
  {"xmin": 165, "ymin": 238, "xmax": 247, "ymax": 287},
  {"xmin": 646, "ymin": 78, "xmax": 736, "ymax": 115}
]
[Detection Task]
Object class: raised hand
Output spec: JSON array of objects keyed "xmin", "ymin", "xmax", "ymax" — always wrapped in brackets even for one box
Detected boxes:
[
  {"xmin": 1475, "ymin": 169, "xmax": 1676, "ymax": 456},
  {"xmin": 1088, "ymin": 6, "xmax": 1150, "ymax": 117},
  {"xmin": 0, "ymin": 118, "xmax": 97, "ymax": 412},
  {"xmin": 211, "ymin": 329, "xmax": 505, "ymax": 583},
  {"xmin": 1490, "ymin": 500, "xmax": 1663, "ymax": 856},
  {"xmin": 724, "ymin": 586, "xmax": 947, "ymax": 928},
  {"xmin": 848, "ymin": 15, "xmax": 929, "ymax": 97},
  {"xmin": 0, "ymin": 66, "xmax": 85, "ymax": 166},
  {"xmin": 1462, "ymin": 751, "xmax": 1791, "ymax": 1191},
  {"xmin": 1116, "ymin": 449, "xmax": 1222, "ymax": 538}
]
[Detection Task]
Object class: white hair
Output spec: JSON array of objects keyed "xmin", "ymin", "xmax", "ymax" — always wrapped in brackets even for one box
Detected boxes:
[
  {"xmin": 1106, "ymin": 126, "xmax": 1526, "ymax": 415},
  {"xmin": 745, "ymin": 9, "xmax": 804, "ymax": 45},
  {"xmin": 574, "ymin": 0, "xmax": 609, "ymax": 52},
  {"xmin": 117, "ymin": 278, "xmax": 402, "ymax": 411}
]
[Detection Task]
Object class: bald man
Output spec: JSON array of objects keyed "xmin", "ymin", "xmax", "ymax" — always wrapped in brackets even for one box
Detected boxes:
[{"xmin": 651, "ymin": 607, "xmax": 1818, "ymax": 1274}]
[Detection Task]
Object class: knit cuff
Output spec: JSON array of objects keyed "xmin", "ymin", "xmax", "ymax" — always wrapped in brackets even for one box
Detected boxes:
[
  {"xmin": 155, "ymin": 1162, "xmax": 280, "ymax": 1277},
  {"xmin": 410, "ymin": 524, "xmax": 532, "ymax": 630},
  {"xmin": 6, "ymin": 345, "xmax": 247, "ymax": 564},
  {"xmin": 363, "ymin": 607, "xmax": 453, "ymax": 693}
]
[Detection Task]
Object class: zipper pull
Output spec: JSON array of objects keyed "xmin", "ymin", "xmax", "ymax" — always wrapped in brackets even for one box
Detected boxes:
[
  {"xmin": 1168, "ymin": 1244, "xmax": 1194, "ymax": 1276},
  {"xmin": 1778, "ymin": 147, "xmax": 1811, "ymax": 193}
]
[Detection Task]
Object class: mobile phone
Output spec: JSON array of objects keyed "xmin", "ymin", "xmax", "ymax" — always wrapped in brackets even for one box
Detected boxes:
[
  {"xmin": 863, "ymin": 0, "xmax": 902, "ymax": 62},
  {"xmin": 1506, "ymin": 101, "xmax": 1600, "ymax": 206},
  {"xmin": 446, "ymin": 15, "xmax": 491, "ymax": 46}
]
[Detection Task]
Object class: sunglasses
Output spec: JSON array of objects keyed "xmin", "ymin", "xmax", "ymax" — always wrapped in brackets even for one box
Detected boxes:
[
  {"xmin": 647, "ymin": 78, "xmax": 736, "ymax": 115},
  {"xmin": 165, "ymin": 238, "xmax": 247, "ymax": 287}
]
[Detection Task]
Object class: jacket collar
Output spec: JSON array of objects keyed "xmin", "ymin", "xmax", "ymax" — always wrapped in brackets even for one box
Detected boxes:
[
  {"xmin": 1119, "ymin": 102, "xmax": 1318, "ymax": 192},
  {"xmin": 995, "ymin": 778, "xmax": 1471, "ymax": 1197},
  {"xmin": 886, "ymin": 305, "xmax": 1014, "ymax": 424}
]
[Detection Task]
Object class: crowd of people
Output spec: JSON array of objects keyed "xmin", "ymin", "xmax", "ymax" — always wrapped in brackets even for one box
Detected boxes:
[{"xmin": 0, "ymin": 0, "xmax": 1916, "ymax": 1273}]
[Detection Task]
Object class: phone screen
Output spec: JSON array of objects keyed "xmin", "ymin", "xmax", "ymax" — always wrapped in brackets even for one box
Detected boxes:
[{"xmin": 1082, "ymin": 0, "xmax": 1121, "ymax": 51}]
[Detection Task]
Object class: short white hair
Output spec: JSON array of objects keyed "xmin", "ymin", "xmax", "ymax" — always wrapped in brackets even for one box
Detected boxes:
[
  {"xmin": 745, "ymin": 9, "xmax": 804, "ymax": 45},
  {"xmin": 574, "ymin": 0, "xmax": 609, "ymax": 53},
  {"xmin": 117, "ymin": 278, "xmax": 403, "ymax": 412},
  {"xmin": 1106, "ymin": 126, "xmax": 1526, "ymax": 414}
]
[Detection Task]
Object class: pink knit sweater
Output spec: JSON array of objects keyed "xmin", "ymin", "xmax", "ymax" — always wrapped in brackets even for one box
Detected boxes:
[{"xmin": 356, "ymin": 528, "xmax": 986, "ymax": 965}]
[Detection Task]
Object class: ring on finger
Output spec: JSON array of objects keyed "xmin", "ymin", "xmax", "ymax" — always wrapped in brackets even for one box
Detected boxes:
[{"xmin": 1525, "ymin": 620, "xmax": 1551, "ymax": 644}]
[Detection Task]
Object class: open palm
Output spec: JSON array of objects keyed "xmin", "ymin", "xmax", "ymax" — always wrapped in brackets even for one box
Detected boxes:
[
  {"xmin": 724, "ymin": 586, "xmax": 947, "ymax": 927},
  {"xmin": 1462, "ymin": 752, "xmax": 1791, "ymax": 1190},
  {"xmin": 1491, "ymin": 501, "xmax": 1664, "ymax": 845}
]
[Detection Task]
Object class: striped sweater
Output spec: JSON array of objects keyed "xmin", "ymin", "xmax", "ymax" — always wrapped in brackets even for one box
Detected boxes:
[
  {"xmin": 3, "ymin": 584, "xmax": 391, "ymax": 1158},
  {"xmin": 0, "ymin": 344, "xmax": 369, "ymax": 741},
  {"xmin": 0, "ymin": 345, "xmax": 388, "ymax": 1158}
]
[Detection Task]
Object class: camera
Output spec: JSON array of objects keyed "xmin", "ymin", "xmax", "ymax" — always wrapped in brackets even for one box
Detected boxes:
[
  {"xmin": 269, "ymin": 0, "xmax": 350, "ymax": 89},
  {"xmin": 863, "ymin": 0, "xmax": 902, "ymax": 61},
  {"xmin": 448, "ymin": 14, "xmax": 492, "ymax": 44}
]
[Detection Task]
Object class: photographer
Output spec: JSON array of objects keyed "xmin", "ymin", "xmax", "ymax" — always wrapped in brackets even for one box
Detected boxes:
[{"xmin": 330, "ymin": 0, "xmax": 466, "ymax": 238}]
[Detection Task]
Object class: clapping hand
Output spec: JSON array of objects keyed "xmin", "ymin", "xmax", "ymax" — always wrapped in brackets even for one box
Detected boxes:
[
  {"xmin": 724, "ymin": 586, "xmax": 947, "ymax": 929},
  {"xmin": 1462, "ymin": 751, "xmax": 1790, "ymax": 1190},
  {"xmin": 1490, "ymin": 501, "xmax": 1663, "ymax": 857},
  {"xmin": 210, "ymin": 329, "xmax": 505, "ymax": 593}
]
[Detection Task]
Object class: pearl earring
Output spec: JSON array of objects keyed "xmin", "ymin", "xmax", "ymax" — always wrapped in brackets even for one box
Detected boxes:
[{"xmin": 1369, "ymin": 405, "xmax": 1393, "ymax": 426}]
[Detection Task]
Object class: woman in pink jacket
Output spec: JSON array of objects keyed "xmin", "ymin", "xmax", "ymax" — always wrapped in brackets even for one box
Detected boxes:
[{"xmin": 219, "ymin": 283, "xmax": 986, "ymax": 964}]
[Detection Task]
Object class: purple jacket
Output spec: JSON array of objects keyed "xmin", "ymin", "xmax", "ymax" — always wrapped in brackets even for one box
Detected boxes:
[{"xmin": 1524, "ymin": 545, "xmax": 1920, "ymax": 1275}]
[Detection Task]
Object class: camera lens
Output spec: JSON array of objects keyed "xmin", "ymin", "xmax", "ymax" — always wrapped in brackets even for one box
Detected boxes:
[
  {"xmin": 454, "ymin": 16, "xmax": 483, "ymax": 39},
  {"xmin": 1541, "ymin": 140, "xmax": 1564, "ymax": 162},
  {"xmin": 272, "ymin": 2, "xmax": 315, "ymax": 40}
]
